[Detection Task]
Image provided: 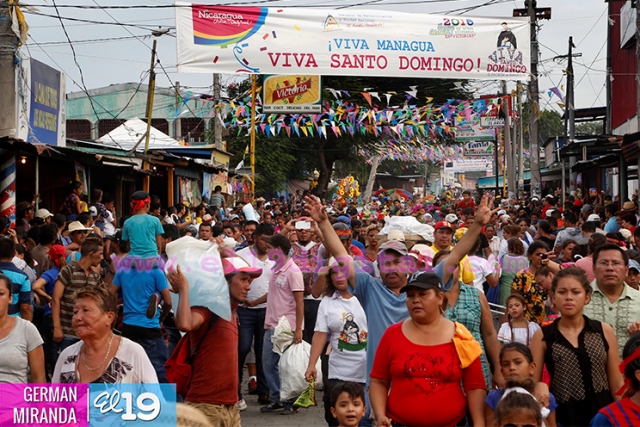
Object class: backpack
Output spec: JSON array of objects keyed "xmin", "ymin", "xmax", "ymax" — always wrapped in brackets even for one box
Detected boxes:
[{"xmin": 165, "ymin": 312, "xmax": 217, "ymax": 396}]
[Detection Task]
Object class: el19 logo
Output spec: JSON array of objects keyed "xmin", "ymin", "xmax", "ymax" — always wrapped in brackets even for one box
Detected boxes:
[
  {"xmin": 89, "ymin": 384, "xmax": 176, "ymax": 426},
  {"xmin": 93, "ymin": 390, "xmax": 160, "ymax": 421}
]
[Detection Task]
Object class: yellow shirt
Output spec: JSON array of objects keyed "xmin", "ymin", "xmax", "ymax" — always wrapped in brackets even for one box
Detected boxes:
[{"xmin": 432, "ymin": 245, "xmax": 475, "ymax": 285}]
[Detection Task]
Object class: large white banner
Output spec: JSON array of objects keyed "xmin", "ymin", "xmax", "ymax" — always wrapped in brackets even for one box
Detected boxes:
[{"xmin": 176, "ymin": 3, "xmax": 530, "ymax": 81}]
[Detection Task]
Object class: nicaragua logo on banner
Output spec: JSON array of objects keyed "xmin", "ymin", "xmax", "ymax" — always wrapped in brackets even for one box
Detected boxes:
[{"xmin": 192, "ymin": 5, "xmax": 268, "ymax": 47}]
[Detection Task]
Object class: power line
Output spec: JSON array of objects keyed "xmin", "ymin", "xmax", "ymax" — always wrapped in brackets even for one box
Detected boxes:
[{"xmin": 25, "ymin": 34, "xmax": 147, "ymax": 46}]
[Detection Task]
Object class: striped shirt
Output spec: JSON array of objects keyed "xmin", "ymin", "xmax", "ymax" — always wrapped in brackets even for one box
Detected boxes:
[
  {"xmin": 0, "ymin": 261, "xmax": 31, "ymax": 317},
  {"xmin": 57, "ymin": 262, "xmax": 106, "ymax": 338}
]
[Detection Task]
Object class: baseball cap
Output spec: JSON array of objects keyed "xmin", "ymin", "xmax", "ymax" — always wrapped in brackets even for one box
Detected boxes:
[
  {"xmin": 333, "ymin": 222, "xmax": 352, "ymax": 240},
  {"xmin": 104, "ymin": 230, "xmax": 123, "ymax": 242},
  {"xmin": 434, "ymin": 221, "xmax": 454, "ymax": 231},
  {"xmin": 399, "ymin": 272, "xmax": 443, "ymax": 293},
  {"xmin": 497, "ymin": 209, "xmax": 507, "ymax": 216},
  {"xmin": 445, "ymin": 213, "xmax": 459, "ymax": 223},
  {"xmin": 47, "ymin": 244, "xmax": 66, "ymax": 260},
  {"xmin": 131, "ymin": 190, "xmax": 150, "ymax": 200},
  {"xmin": 581, "ymin": 204, "xmax": 593, "ymax": 213},
  {"xmin": 336, "ymin": 215, "xmax": 352, "ymax": 226},
  {"xmin": 409, "ymin": 244, "xmax": 435, "ymax": 266},
  {"xmin": 573, "ymin": 199, "xmax": 584, "ymax": 208},
  {"xmin": 202, "ymin": 214, "xmax": 213, "ymax": 223},
  {"xmin": 545, "ymin": 209, "xmax": 556, "ymax": 218},
  {"xmin": 35, "ymin": 208, "xmax": 53, "ymax": 219},
  {"xmin": 587, "ymin": 214, "xmax": 601, "ymax": 223},
  {"xmin": 89, "ymin": 206, "xmax": 98, "ymax": 217},
  {"xmin": 378, "ymin": 240, "xmax": 408, "ymax": 256},
  {"xmin": 222, "ymin": 256, "xmax": 262, "ymax": 278},
  {"xmin": 629, "ymin": 259, "xmax": 640, "ymax": 273}
]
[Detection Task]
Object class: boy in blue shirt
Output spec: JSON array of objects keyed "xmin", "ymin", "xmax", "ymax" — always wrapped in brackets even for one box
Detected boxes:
[{"xmin": 121, "ymin": 191, "xmax": 164, "ymax": 260}]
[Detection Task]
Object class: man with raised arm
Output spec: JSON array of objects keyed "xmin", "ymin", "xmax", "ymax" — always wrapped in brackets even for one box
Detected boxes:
[{"xmin": 303, "ymin": 193, "xmax": 497, "ymax": 426}]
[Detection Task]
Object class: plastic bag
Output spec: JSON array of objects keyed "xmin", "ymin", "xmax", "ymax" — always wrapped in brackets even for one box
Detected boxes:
[
  {"xmin": 271, "ymin": 316, "xmax": 294, "ymax": 356},
  {"xmin": 294, "ymin": 379, "xmax": 316, "ymax": 408},
  {"xmin": 380, "ymin": 216, "xmax": 435, "ymax": 242},
  {"xmin": 279, "ymin": 341, "xmax": 322, "ymax": 402},
  {"xmin": 242, "ymin": 203, "xmax": 259, "ymax": 222},
  {"xmin": 164, "ymin": 236, "xmax": 231, "ymax": 321}
]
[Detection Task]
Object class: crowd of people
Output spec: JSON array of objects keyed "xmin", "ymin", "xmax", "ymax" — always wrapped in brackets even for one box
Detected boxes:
[{"xmin": 1, "ymin": 179, "xmax": 640, "ymax": 427}]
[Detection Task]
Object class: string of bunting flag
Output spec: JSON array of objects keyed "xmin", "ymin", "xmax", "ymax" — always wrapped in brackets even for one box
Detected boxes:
[{"xmin": 224, "ymin": 96, "xmax": 514, "ymax": 140}]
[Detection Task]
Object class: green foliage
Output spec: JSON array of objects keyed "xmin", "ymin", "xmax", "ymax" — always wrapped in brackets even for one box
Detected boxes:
[
  {"xmin": 223, "ymin": 76, "xmax": 471, "ymax": 195},
  {"xmin": 226, "ymin": 133, "xmax": 302, "ymax": 193}
]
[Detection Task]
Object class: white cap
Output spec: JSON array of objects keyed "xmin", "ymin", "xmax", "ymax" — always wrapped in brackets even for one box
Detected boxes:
[
  {"xmin": 497, "ymin": 209, "xmax": 507, "ymax": 216},
  {"xmin": 545, "ymin": 209, "xmax": 556, "ymax": 218},
  {"xmin": 445, "ymin": 213, "xmax": 458, "ymax": 223},
  {"xmin": 35, "ymin": 208, "xmax": 53, "ymax": 219},
  {"xmin": 387, "ymin": 229, "xmax": 405, "ymax": 242},
  {"xmin": 587, "ymin": 214, "xmax": 601, "ymax": 223}
]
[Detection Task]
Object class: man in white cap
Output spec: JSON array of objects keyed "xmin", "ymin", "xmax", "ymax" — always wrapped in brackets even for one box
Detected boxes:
[{"xmin": 35, "ymin": 208, "xmax": 53, "ymax": 224}]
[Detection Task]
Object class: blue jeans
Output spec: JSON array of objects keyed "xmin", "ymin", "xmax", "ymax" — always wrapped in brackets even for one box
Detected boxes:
[
  {"xmin": 237, "ymin": 306, "xmax": 268, "ymax": 398},
  {"xmin": 262, "ymin": 329, "xmax": 296, "ymax": 407},
  {"xmin": 262, "ymin": 329, "xmax": 281, "ymax": 403},
  {"xmin": 134, "ymin": 336, "xmax": 168, "ymax": 383}
]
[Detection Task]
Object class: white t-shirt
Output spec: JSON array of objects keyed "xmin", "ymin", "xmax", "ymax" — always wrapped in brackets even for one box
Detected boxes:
[
  {"xmin": 53, "ymin": 336, "xmax": 159, "ymax": 384},
  {"xmin": 498, "ymin": 238, "xmax": 529, "ymax": 259},
  {"xmin": 497, "ymin": 322, "xmax": 541, "ymax": 346},
  {"xmin": 0, "ymin": 317, "xmax": 43, "ymax": 384},
  {"xmin": 103, "ymin": 210, "xmax": 116, "ymax": 236},
  {"xmin": 236, "ymin": 246, "xmax": 274, "ymax": 309},
  {"xmin": 468, "ymin": 256, "xmax": 495, "ymax": 293},
  {"xmin": 315, "ymin": 292, "xmax": 368, "ymax": 383}
]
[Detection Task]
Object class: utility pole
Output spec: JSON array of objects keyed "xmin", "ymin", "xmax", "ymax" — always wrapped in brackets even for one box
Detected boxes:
[
  {"xmin": 0, "ymin": 3, "xmax": 19, "ymax": 139},
  {"xmin": 527, "ymin": 0, "xmax": 541, "ymax": 198},
  {"xmin": 250, "ymin": 74, "xmax": 257, "ymax": 202},
  {"xmin": 502, "ymin": 81, "xmax": 515, "ymax": 198},
  {"xmin": 566, "ymin": 36, "xmax": 577, "ymax": 196},
  {"xmin": 517, "ymin": 82, "xmax": 525, "ymax": 198},
  {"xmin": 213, "ymin": 73, "xmax": 222, "ymax": 149},
  {"xmin": 143, "ymin": 39, "xmax": 157, "ymax": 155},
  {"xmin": 175, "ymin": 81, "xmax": 181, "ymax": 140}
]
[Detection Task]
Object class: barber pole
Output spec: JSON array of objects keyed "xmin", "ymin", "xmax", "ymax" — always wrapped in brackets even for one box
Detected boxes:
[{"xmin": 0, "ymin": 153, "xmax": 16, "ymax": 222}]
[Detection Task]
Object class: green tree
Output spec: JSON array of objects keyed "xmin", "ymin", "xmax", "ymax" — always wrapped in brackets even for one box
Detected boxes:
[{"xmin": 223, "ymin": 76, "xmax": 470, "ymax": 197}]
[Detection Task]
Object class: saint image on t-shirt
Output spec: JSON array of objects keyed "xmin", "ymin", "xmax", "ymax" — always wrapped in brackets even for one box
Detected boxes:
[
  {"xmin": 338, "ymin": 312, "xmax": 367, "ymax": 351},
  {"xmin": 497, "ymin": 22, "xmax": 517, "ymax": 51}
]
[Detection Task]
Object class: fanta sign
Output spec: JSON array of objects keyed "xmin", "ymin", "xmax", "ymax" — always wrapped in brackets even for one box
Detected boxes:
[{"xmin": 463, "ymin": 140, "xmax": 493, "ymax": 156}]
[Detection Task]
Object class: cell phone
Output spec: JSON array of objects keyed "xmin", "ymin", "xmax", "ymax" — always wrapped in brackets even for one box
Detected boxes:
[
  {"xmin": 541, "ymin": 254, "xmax": 548, "ymax": 260},
  {"xmin": 295, "ymin": 221, "xmax": 311, "ymax": 230}
]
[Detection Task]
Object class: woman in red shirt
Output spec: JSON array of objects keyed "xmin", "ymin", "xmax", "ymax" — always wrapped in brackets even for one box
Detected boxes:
[{"xmin": 369, "ymin": 272, "xmax": 486, "ymax": 427}]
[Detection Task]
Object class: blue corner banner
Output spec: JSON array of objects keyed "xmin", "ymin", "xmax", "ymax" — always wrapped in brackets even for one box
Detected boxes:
[{"xmin": 88, "ymin": 384, "xmax": 176, "ymax": 426}]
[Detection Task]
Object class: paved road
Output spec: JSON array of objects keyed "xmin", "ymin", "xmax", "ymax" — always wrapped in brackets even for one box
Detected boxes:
[{"xmin": 239, "ymin": 369, "xmax": 327, "ymax": 427}]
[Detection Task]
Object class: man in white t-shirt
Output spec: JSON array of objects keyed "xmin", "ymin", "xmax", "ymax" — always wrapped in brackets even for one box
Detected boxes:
[{"xmin": 235, "ymin": 223, "xmax": 275, "ymax": 407}]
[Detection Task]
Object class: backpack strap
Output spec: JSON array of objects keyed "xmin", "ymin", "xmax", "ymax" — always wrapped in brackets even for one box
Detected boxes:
[{"xmin": 189, "ymin": 312, "xmax": 218, "ymax": 361}]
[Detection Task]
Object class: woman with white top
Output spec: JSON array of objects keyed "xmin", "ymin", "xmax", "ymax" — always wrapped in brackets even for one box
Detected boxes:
[
  {"xmin": 0, "ymin": 273, "xmax": 45, "ymax": 383},
  {"xmin": 305, "ymin": 257, "xmax": 368, "ymax": 426}
]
